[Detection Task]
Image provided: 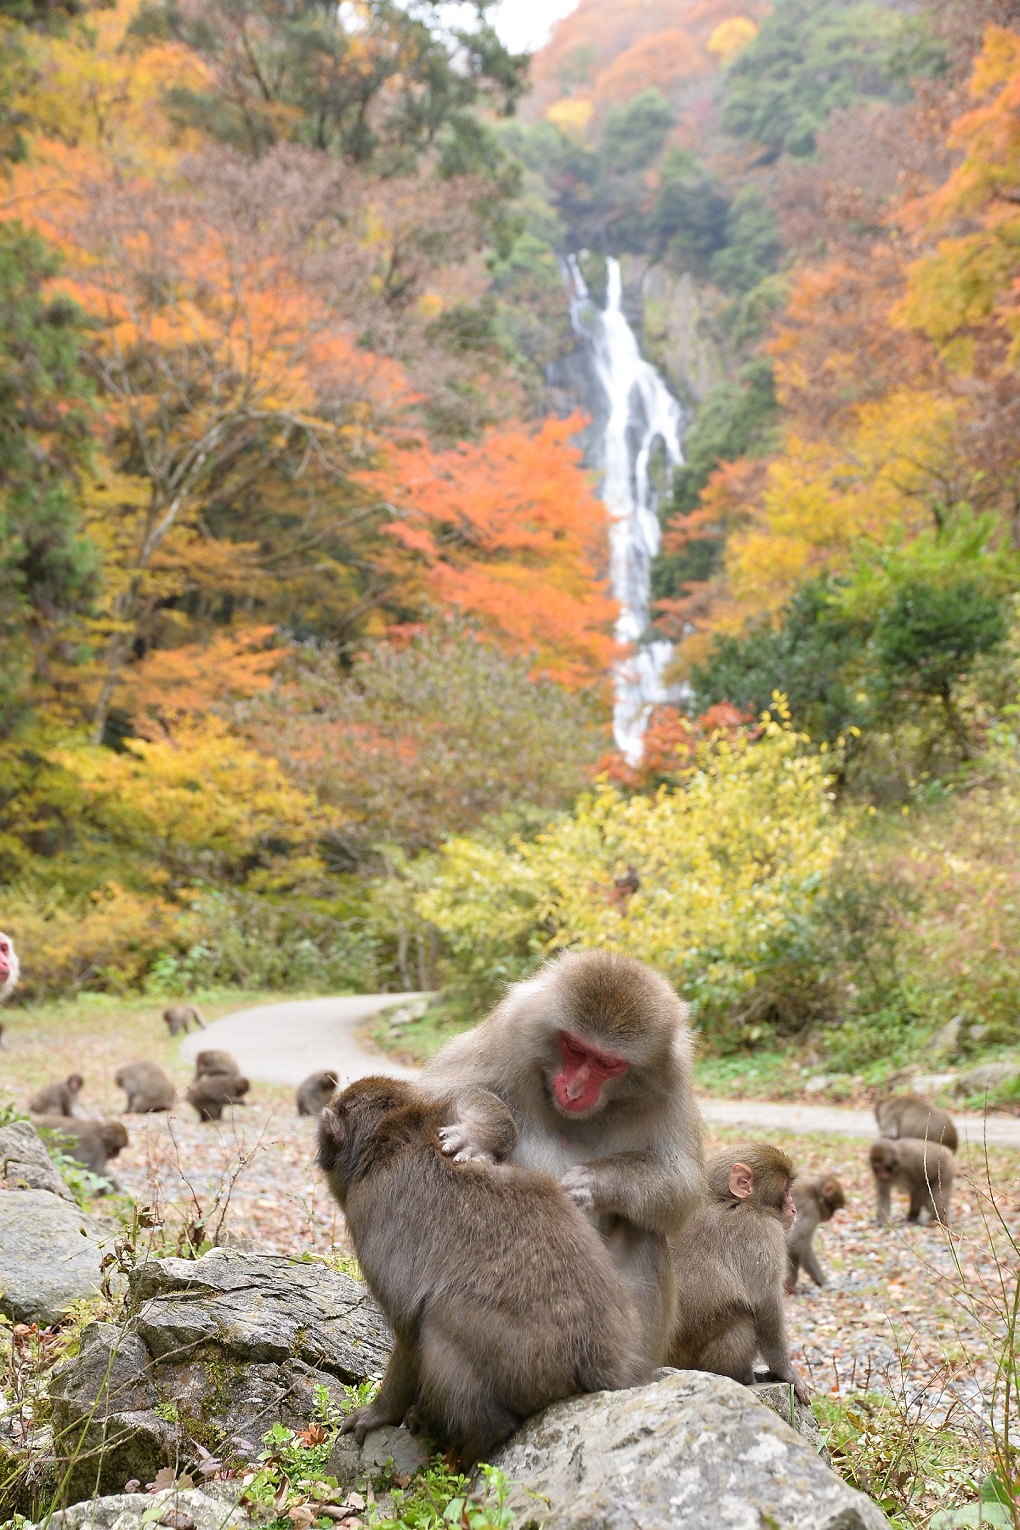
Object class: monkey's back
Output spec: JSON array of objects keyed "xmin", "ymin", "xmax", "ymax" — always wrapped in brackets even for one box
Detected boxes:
[{"xmin": 345, "ymin": 1139, "xmax": 643, "ymax": 1404}]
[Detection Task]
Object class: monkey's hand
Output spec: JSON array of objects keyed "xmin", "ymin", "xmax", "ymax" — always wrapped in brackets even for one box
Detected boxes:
[
  {"xmin": 438, "ymin": 1122, "xmax": 496, "ymax": 1164},
  {"xmin": 561, "ymin": 1164, "xmax": 597, "ymax": 1213},
  {"xmin": 338, "ymin": 1402, "xmax": 400, "ymax": 1445}
]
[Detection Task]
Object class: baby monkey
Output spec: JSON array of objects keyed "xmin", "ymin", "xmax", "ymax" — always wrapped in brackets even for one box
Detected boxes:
[
  {"xmin": 29, "ymin": 1073, "xmax": 84, "ymax": 1117},
  {"xmin": 786, "ymin": 1174, "xmax": 845, "ymax": 1291},
  {"xmin": 317, "ymin": 1076, "xmax": 644, "ymax": 1466},
  {"xmin": 870, "ymin": 1137, "xmax": 954, "ymax": 1226},
  {"xmin": 668, "ymin": 1143, "xmax": 809, "ymax": 1405}
]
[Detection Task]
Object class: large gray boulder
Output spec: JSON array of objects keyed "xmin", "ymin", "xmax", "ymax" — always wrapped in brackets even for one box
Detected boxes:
[
  {"xmin": 0, "ymin": 1189, "xmax": 105, "ymax": 1323},
  {"xmin": 0, "ymin": 1118, "xmax": 75, "ymax": 1200},
  {"xmin": 47, "ymin": 1249, "xmax": 391, "ymax": 1501},
  {"xmin": 491, "ymin": 1370, "xmax": 890, "ymax": 1530}
]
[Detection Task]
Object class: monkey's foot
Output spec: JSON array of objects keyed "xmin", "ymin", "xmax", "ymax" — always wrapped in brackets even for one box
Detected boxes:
[{"xmin": 438, "ymin": 1125, "xmax": 494, "ymax": 1164}]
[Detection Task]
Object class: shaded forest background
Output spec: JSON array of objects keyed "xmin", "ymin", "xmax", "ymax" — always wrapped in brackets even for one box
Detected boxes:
[{"xmin": 3, "ymin": 0, "xmax": 1020, "ymax": 1083}]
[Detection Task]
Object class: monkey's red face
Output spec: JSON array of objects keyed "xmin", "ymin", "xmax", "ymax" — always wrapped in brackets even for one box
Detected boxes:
[
  {"xmin": 780, "ymin": 1186, "xmax": 797, "ymax": 1229},
  {"xmin": 552, "ymin": 1030, "xmax": 629, "ymax": 1115},
  {"xmin": 0, "ymin": 939, "xmax": 11, "ymax": 979}
]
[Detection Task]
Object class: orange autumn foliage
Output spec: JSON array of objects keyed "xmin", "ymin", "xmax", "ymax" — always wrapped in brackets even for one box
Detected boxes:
[
  {"xmin": 598, "ymin": 702, "xmax": 748, "ymax": 789},
  {"xmin": 376, "ymin": 414, "xmax": 618, "ymax": 687},
  {"xmin": 127, "ymin": 628, "xmax": 282, "ymax": 720}
]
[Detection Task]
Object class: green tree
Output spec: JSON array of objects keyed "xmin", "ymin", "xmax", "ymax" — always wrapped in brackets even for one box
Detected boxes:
[
  {"xmin": 722, "ymin": 0, "xmax": 910, "ymax": 159},
  {"xmin": 134, "ymin": 0, "xmax": 527, "ymax": 169},
  {"xmin": 0, "ymin": 224, "xmax": 96, "ymax": 729}
]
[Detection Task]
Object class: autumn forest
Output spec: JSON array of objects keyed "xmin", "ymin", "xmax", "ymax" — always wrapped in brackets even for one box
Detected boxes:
[{"xmin": 3, "ymin": 0, "xmax": 1020, "ymax": 1090}]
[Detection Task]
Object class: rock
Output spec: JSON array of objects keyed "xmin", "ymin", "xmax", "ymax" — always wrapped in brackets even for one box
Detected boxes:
[
  {"xmin": 803, "ymin": 1075, "xmax": 832, "ymax": 1096},
  {"xmin": 0, "ymin": 1119, "xmax": 75, "ymax": 1200},
  {"xmin": 491, "ymin": 1370, "xmax": 890, "ymax": 1530},
  {"xmin": 0, "ymin": 1189, "xmax": 105, "ymax": 1323},
  {"xmin": 932, "ymin": 1017, "xmax": 964, "ymax": 1056},
  {"xmin": 36, "ymin": 1482, "xmax": 247, "ymax": 1530},
  {"xmin": 46, "ymin": 1250, "xmax": 391, "ymax": 1500},
  {"xmin": 909, "ymin": 1073, "xmax": 958, "ymax": 1096},
  {"xmin": 751, "ymin": 1379, "xmax": 831, "ymax": 1464},
  {"xmin": 326, "ymin": 1424, "xmax": 430, "ymax": 1488},
  {"xmin": 637, "ymin": 263, "xmax": 728, "ymax": 405},
  {"xmin": 953, "ymin": 1061, "xmax": 1019, "ymax": 1096}
]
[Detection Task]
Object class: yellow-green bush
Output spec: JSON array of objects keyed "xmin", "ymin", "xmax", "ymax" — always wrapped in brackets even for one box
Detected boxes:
[{"xmin": 416, "ymin": 710, "xmax": 847, "ymax": 1036}]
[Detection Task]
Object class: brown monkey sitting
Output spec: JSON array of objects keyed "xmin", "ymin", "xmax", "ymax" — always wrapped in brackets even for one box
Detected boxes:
[
  {"xmin": 668, "ymin": 1144, "xmax": 810, "ymax": 1405},
  {"xmin": 296, "ymin": 1070, "xmax": 340, "ymax": 1116},
  {"xmin": 418, "ymin": 948, "xmax": 705, "ymax": 1369},
  {"xmin": 186, "ymin": 1073, "xmax": 250, "ymax": 1121},
  {"xmin": 115, "ymin": 1061, "xmax": 175, "ymax": 1112},
  {"xmin": 870, "ymin": 1137, "xmax": 954, "ymax": 1226},
  {"xmin": 874, "ymin": 1093, "xmax": 957, "ymax": 1152},
  {"xmin": 317, "ymin": 1076, "xmax": 644, "ymax": 1466},
  {"xmin": 193, "ymin": 1049, "xmax": 240, "ymax": 1079},
  {"xmin": 29, "ymin": 1073, "xmax": 84, "ymax": 1117},
  {"xmin": 163, "ymin": 1004, "xmax": 205, "ymax": 1035},
  {"xmin": 36, "ymin": 1116, "xmax": 129, "ymax": 1185},
  {"xmin": 786, "ymin": 1174, "xmax": 845, "ymax": 1291}
]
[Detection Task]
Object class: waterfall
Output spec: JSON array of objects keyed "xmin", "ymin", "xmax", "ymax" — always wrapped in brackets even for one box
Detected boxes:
[{"xmin": 566, "ymin": 256, "xmax": 686, "ymax": 764}]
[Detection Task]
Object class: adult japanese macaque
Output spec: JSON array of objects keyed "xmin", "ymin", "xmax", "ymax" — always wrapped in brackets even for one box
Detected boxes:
[
  {"xmin": 870, "ymin": 1137, "xmax": 954, "ymax": 1226},
  {"xmin": 786, "ymin": 1174, "xmax": 845, "ymax": 1291},
  {"xmin": 668, "ymin": 1144, "xmax": 810, "ymax": 1405},
  {"xmin": 36, "ymin": 1116, "xmax": 129, "ymax": 1183},
  {"xmin": 29, "ymin": 1073, "xmax": 84, "ymax": 1118},
  {"xmin": 419, "ymin": 948, "xmax": 705, "ymax": 1367},
  {"xmin": 115, "ymin": 1061, "xmax": 175, "ymax": 1112},
  {"xmin": 296, "ymin": 1070, "xmax": 340, "ymax": 1116},
  {"xmin": 163, "ymin": 1004, "xmax": 206, "ymax": 1036},
  {"xmin": 0, "ymin": 931, "xmax": 20, "ymax": 1002},
  {"xmin": 193, "ymin": 1049, "xmax": 240, "ymax": 1080},
  {"xmin": 186, "ymin": 1072, "xmax": 250, "ymax": 1122},
  {"xmin": 874, "ymin": 1094, "xmax": 957, "ymax": 1152},
  {"xmin": 317, "ymin": 1076, "xmax": 644, "ymax": 1466}
]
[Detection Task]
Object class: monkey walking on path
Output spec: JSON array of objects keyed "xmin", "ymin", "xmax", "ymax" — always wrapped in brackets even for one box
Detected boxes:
[
  {"xmin": 417, "ymin": 948, "xmax": 705, "ymax": 1369},
  {"xmin": 318, "ymin": 1075, "xmax": 645, "ymax": 1467},
  {"xmin": 870, "ymin": 1137, "xmax": 955, "ymax": 1225},
  {"xmin": 874, "ymin": 1094, "xmax": 957, "ymax": 1153},
  {"xmin": 668, "ymin": 1144, "xmax": 810, "ymax": 1405},
  {"xmin": 786, "ymin": 1174, "xmax": 845, "ymax": 1291}
]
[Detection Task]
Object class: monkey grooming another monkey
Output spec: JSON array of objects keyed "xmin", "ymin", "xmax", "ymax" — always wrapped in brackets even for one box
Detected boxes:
[
  {"xmin": 186, "ymin": 1073, "xmax": 250, "ymax": 1121},
  {"xmin": 36, "ymin": 1116, "xmax": 129, "ymax": 1186},
  {"xmin": 668, "ymin": 1144, "xmax": 810, "ymax": 1405},
  {"xmin": 29, "ymin": 1073, "xmax": 84, "ymax": 1118},
  {"xmin": 870, "ymin": 1137, "xmax": 954, "ymax": 1226},
  {"xmin": 0, "ymin": 932, "xmax": 20, "ymax": 1003},
  {"xmin": 874, "ymin": 1093, "xmax": 957, "ymax": 1153},
  {"xmin": 418, "ymin": 948, "xmax": 705, "ymax": 1369},
  {"xmin": 163, "ymin": 1004, "xmax": 206, "ymax": 1036},
  {"xmin": 296, "ymin": 1070, "xmax": 340, "ymax": 1116},
  {"xmin": 115, "ymin": 1061, "xmax": 175, "ymax": 1113},
  {"xmin": 786, "ymin": 1174, "xmax": 845, "ymax": 1291},
  {"xmin": 318, "ymin": 1075, "xmax": 644, "ymax": 1466},
  {"xmin": 193, "ymin": 1049, "xmax": 240, "ymax": 1080}
]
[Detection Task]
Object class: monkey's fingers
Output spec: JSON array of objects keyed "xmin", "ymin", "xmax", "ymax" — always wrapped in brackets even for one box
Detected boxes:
[{"xmin": 561, "ymin": 1165, "xmax": 596, "ymax": 1212}]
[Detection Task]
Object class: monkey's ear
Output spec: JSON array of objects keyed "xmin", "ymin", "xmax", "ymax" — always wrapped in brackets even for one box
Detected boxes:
[
  {"xmin": 821, "ymin": 1178, "xmax": 840, "ymax": 1198},
  {"xmin": 320, "ymin": 1106, "xmax": 346, "ymax": 1150},
  {"xmin": 729, "ymin": 1162, "xmax": 754, "ymax": 1200}
]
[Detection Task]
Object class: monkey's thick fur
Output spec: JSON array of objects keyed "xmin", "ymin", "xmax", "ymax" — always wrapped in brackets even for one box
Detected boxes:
[
  {"xmin": 318, "ymin": 1076, "xmax": 645, "ymax": 1465},
  {"xmin": 35, "ymin": 1115, "xmax": 128, "ymax": 1176},
  {"xmin": 870, "ymin": 1136, "xmax": 954, "ymax": 1225},
  {"xmin": 186, "ymin": 1072, "xmax": 250, "ymax": 1121},
  {"xmin": 786, "ymin": 1174, "xmax": 845, "ymax": 1290},
  {"xmin": 115, "ymin": 1061, "xmax": 175, "ymax": 1112},
  {"xmin": 29, "ymin": 1074, "xmax": 83, "ymax": 1117},
  {"xmin": 418, "ymin": 948, "xmax": 705, "ymax": 1369},
  {"xmin": 296, "ymin": 1069, "xmax": 339, "ymax": 1116},
  {"xmin": 874, "ymin": 1094, "xmax": 957, "ymax": 1153},
  {"xmin": 193, "ymin": 1049, "xmax": 240, "ymax": 1079},
  {"xmin": 668, "ymin": 1144, "xmax": 809, "ymax": 1404}
]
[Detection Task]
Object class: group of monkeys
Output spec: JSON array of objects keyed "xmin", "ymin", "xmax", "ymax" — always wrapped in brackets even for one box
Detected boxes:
[
  {"xmin": 17, "ymin": 944, "xmax": 961, "ymax": 1467},
  {"xmin": 310, "ymin": 949, "xmax": 962, "ymax": 1467}
]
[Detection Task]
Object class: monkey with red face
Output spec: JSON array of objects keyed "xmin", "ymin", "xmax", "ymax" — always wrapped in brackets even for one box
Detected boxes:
[{"xmin": 419, "ymin": 948, "xmax": 705, "ymax": 1368}]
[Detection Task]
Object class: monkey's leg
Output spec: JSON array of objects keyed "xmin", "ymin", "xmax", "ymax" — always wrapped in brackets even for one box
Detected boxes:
[
  {"xmin": 340, "ymin": 1341, "xmax": 419, "ymax": 1445},
  {"xmin": 802, "ymin": 1245, "xmax": 826, "ymax": 1288},
  {"xmin": 605, "ymin": 1224, "xmax": 670, "ymax": 1374},
  {"xmin": 785, "ymin": 1250, "xmax": 801, "ymax": 1293},
  {"xmin": 758, "ymin": 1298, "xmax": 810, "ymax": 1405},
  {"xmin": 417, "ymin": 1319, "xmax": 518, "ymax": 1468},
  {"xmin": 697, "ymin": 1314, "xmax": 758, "ymax": 1387},
  {"xmin": 875, "ymin": 1182, "xmax": 891, "ymax": 1226}
]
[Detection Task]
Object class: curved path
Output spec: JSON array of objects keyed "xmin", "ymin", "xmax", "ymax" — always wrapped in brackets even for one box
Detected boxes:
[{"xmin": 184, "ymin": 994, "xmax": 1020, "ymax": 1147}]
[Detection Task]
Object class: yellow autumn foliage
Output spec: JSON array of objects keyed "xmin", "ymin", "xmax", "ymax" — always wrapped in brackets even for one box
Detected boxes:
[
  {"xmin": 417, "ymin": 708, "xmax": 846, "ymax": 1021},
  {"xmin": 4, "ymin": 883, "xmax": 181, "ymax": 998},
  {"xmin": 707, "ymin": 16, "xmax": 758, "ymax": 62},
  {"xmin": 54, "ymin": 718, "xmax": 335, "ymax": 883}
]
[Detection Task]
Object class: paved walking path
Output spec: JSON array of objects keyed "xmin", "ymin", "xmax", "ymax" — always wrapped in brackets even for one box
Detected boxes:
[{"xmin": 183, "ymin": 995, "xmax": 1020, "ymax": 1147}]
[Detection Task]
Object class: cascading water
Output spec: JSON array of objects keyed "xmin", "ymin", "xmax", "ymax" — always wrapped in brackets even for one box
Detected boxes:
[{"xmin": 566, "ymin": 256, "xmax": 686, "ymax": 763}]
